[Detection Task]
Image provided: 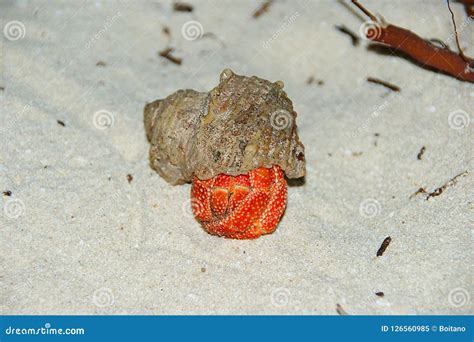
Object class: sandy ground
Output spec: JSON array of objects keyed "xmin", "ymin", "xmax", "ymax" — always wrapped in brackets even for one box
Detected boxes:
[{"xmin": 1, "ymin": 0, "xmax": 473, "ymax": 314}]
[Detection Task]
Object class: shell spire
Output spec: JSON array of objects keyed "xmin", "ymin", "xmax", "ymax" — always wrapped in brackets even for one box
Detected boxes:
[{"xmin": 144, "ymin": 69, "xmax": 305, "ymax": 184}]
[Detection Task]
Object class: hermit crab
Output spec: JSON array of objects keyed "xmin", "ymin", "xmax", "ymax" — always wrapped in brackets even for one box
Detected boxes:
[{"xmin": 144, "ymin": 69, "xmax": 305, "ymax": 239}]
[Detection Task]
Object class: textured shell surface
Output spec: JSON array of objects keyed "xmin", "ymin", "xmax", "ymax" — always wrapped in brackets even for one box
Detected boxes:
[{"xmin": 144, "ymin": 69, "xmax": 306, "ymax": 184}]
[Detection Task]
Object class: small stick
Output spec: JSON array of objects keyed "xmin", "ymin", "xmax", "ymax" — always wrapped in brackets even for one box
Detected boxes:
[
  {"xmin": 335, "ymin": 25, "xmax": 360, "ymax": 46},
  {"xmin": 253, "ymin": 0, "xmax": 273, "ymax": 18},
  {"xmin": 336, "ymin": 303, "xmax": 349, "ymax": 315},
  {"xmin": 409, "ymin": 187, "xmax": 427, "ymax": 200},
  {"xmin": 426, "ymin": 170, "xmax": 468, "ymax": 200},
  {"xmin": 376, "ymin": 236, "xmax": 391, "ymax": 257},
  {"xmin": 367, "ymin": 77, "xmax": 400, "ymax": 92},
  {"xmin": 351, "ymin": 0, "xmax": 376, "ymax": 21},
  {"xmin": 159, "ymin": 48, "xmax": 182, "ymax": 65},
  {"xmin": 173, "ymin": 2, "xmax": 193, "ymax": 12},
  {"xmin": 429, "ymin": 38, "xmax": 448, "ymax": 49},
  {"xmin": 373, "ymin": 133, "xmax": 380, "ymax": 147},
  {"xmin": 447, "ymin": 0, "xmax": 469, "ymax": 63},
  {"xmin": 417, "ymin": 146, "xmax": 426, "ymax": 160}
]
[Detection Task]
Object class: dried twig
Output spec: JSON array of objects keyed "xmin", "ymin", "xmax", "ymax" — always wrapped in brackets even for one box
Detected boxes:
[
  {"xmin": 429, "ymin": 38, "xmax": 448, "ymax": 49},
  {"xmin": 367, "ymin": 77, "xmax": 400, "ymax": 92},
  {"xmin": 306, "ymin": 76, "xmax": 324, "ymax": 85},
  {"xmin": 426, "ymin": 170, "xmax": 468, "ymax": 200},
  {"xmin": 376, "ymin": 236, "xmax": 391, "ymax": 257},
  {"xmin": 336, "ymin": 303, "xmax": 349, "ymax": 315},
  {"xmin": 409, "ymin": 187, "xmax": 427, "ymax": 200},
  {"xmin": 173, "ymin": 2, "xmax": 193, "ymax": 12},
  {"xmin": 335, "ymin": 25, "xmax": 360, "ymax": 46},
  {"xmin": 410, "ymin": 170, "xmax": 469, "ymax": 200},
  {"xmin": 253, "ymin": 0, "xmax": 273, "ymax": 18},
  {"xmin": 447, "ymin": 0, "xmax": 469, "ymax": 63},
  {"xmin": 417, "ymin": 146, "xmax": 426, "ymax": 160},
  {"xmin": 352, "ymin": 0, "xmax": 474, "ymax": 82},
  {"xmin": 158, "ymin": 48, "xmax": 182, "ymax": 65}
]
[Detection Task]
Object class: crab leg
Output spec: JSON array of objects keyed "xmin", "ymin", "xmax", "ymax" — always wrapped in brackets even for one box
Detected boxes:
[{"xmin": 190, "ymin": 177, "xmax": 214, "ymax": 222}]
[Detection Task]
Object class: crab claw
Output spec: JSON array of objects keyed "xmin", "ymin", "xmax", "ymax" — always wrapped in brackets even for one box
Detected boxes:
[{"xmin": 191, "ymin": 165, "xmax": 287, "ymax": 239}]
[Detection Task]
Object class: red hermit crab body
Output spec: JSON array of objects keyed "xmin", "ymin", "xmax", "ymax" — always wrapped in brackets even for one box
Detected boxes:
[{"xmin": 191, "ymin": 165, "xmax": 287, "ymax": 239}]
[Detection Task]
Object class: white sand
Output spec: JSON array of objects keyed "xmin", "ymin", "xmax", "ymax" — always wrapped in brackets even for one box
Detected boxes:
[{"xmin": 1, "ymin": 0, "xmax": 472, "ymax": 314}]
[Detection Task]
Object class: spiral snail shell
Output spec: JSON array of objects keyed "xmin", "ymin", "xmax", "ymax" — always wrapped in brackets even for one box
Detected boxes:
[{"xmin": 144, "ymin": 69, "xmax": 305, "ymax": 185}]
